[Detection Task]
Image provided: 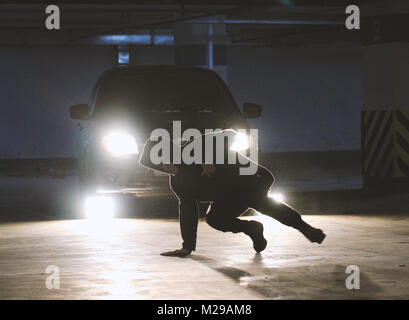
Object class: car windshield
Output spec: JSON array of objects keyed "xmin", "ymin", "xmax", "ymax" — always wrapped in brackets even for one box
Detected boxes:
[{"xmin": 93, "ymin": 71, "xmax": 237, "ymax": 117}]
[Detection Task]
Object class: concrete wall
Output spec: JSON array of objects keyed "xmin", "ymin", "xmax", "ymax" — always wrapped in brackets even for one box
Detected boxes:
[
  {"xmin": 130, "ymin": 46, "xmax": 174, "ymax": 65},
  {"xmin": 363, "ymin": 43, "xmax": 409, "ymax": 110},
  {"xmin": 0, "ymin": 42, "xmax": 362, "ymax": 158},
  {"xmin": 0, "ymin": 45, "xmax": 115, "ymax": 158},
  {"xmin": 227, "ymin": 43, "xmax": 363, "ymax": 152}
]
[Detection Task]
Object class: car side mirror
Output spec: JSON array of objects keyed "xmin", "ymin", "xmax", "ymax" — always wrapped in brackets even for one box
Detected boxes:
[
  {"xmin": 69, "ymin": 104, "xmax": 90, "ymax": 120},
  {"xmin": 242, "ymin": 102, "xmax": 262, "ymax": 119}
]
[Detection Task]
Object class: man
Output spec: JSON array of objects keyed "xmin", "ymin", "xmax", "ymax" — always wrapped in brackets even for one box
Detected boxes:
[{"xmin": 139, "ymin": 130, "xmax": 325, "ymax": 257}]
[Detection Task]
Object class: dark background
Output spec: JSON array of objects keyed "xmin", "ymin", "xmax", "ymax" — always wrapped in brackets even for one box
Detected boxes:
[{"xmin": 0, "ymin": 0, "xmax": 408, "ymax": 200}]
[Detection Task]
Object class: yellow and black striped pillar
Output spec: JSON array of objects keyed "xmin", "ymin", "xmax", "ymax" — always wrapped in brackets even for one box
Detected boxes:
[
  {"xmin": 395, "ymin": 110, "xmax": 409, "ymax": 177},
  {"xmin": 362, "ymin": 109, "xmax": 409, "ymax": 188}
]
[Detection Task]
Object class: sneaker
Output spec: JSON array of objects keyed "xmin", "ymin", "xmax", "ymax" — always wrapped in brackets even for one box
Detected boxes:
[
  {"xmin": 302, "ymin": 226, "xmax": 326, "ymax": 244},
  {"xmin": 246, "ymin": 221, "xmax": 268, "ymax": 253}
]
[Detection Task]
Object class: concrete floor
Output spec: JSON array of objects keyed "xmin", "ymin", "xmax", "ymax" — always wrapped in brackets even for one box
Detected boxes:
[
  {"xmin": 0, "ymin": 157, "xmax": 407, "ymax": 300},
  {"xmin": 1, "ymin": 214, "xmax": 408, "ymax": 300}
]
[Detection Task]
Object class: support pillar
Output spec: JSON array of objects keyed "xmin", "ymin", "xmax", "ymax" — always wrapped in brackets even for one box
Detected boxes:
[
  {"xmin": 362, "ymin": 1, "xmax": 409, "ymax": 189},
  {"xmin": 173, "ymin": 21, "xmax": 228, "ymax": 82}
]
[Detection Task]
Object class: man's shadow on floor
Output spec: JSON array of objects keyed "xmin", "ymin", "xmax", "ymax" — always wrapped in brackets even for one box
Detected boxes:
[
  {"xmin": 189, "ymin": 254, "xmax": 267, "ymax": 297},
  {"xmin": 189, "ymin": 255, "xmax": 384, "ymax": 299}
]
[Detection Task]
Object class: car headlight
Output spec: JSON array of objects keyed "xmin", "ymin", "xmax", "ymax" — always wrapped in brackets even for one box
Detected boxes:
[
  {"xmin": 269, "ymin": 192, "xmax": 285, "ymax": 203},
  {"xmin": 102, "ymin": 132, "xmax": 138, "ymax": 156},
  {"xmin": 84, "ymin": 195, "xmax": 115, "ymax": 220},
  {"xmin": 231, "ymin": 132, "xmax": 250, "ymax": 151}
]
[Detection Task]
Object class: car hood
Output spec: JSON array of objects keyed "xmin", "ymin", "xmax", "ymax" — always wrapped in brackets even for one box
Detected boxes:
[{"xmin": 96, "ymin": 110, "xmax": 247, "ymax": 142}]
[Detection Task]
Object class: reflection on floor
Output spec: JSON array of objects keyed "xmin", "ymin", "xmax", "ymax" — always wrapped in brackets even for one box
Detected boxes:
[{"xmin": 0, "ymin": 215, "xmax": 408, "ymax": 299}]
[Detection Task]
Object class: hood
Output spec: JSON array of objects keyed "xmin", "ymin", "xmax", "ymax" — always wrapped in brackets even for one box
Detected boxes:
[
  {"xmin": 139, "ymin": 136, "xmax": 181, "ymax": 174},
  {"xmin": 139, "ymin": 129, "xmax": 238, "ymax": 173}
]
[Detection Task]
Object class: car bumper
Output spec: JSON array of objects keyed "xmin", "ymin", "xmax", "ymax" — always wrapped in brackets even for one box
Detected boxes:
[{"xmin": 91, "ymin": 156, "xmax": 171, "ymax": 196}]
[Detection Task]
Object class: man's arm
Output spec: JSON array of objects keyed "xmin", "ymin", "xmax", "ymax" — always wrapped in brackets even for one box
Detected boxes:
[
  {"xmin": 178, "ymin": 197, "xmax": 199, "ymax": 252},
  {"xmin": 161, "ymin": 198, "xmax": 199, "ymax": 257}
]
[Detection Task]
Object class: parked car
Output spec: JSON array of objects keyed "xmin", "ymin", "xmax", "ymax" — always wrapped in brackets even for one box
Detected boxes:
[{"xmin": 69, "ymin": 65, "xmax": 262, "ymax": 195}]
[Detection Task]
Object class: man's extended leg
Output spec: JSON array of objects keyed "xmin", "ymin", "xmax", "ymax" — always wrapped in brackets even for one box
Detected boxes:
[
  {"xmin": 250, "ymin": 196, "xmax": 326, "ymax": 244},
  {"xmin": 205, "ymin": 201, "xmax": 268, "ymax": 252}
]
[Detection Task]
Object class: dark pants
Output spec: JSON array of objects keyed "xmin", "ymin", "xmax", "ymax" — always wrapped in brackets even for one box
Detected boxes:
[
  {"xmin": 205, "ymin": 194, "xmax": 305, "ymax": 235},
  {"xmin": 171, "ymin": 168, "xmax": 307, "ymax": 251}
]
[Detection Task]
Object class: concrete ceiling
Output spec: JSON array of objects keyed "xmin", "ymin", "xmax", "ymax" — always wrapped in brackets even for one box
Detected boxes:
[{"xmin": 0, "ymin": 1, "xmax": 360, "ymax": 46}]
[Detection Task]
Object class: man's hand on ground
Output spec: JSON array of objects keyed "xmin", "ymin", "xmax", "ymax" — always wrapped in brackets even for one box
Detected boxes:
[{"xmin": 160, "ymin": 248, "xmax": 192, "ymax": 257}]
